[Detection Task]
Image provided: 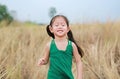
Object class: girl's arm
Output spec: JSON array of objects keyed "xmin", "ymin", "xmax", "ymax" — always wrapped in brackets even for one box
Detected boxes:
[
  {"xmin": 72, "ymin": 42, "xmax": 83, "ymax": 79},
  {"xmin": 38, "ymin": 42, "xmax": 50, "ymax": 66}
]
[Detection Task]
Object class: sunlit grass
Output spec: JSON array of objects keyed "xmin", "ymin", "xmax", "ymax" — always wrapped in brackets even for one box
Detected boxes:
[{"xmin": 0, "ymin": 21, "xmax": 120, "ymax": 79}]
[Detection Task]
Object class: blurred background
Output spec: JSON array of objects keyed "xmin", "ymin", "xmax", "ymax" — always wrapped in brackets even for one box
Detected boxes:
[
  {"xmin": 0, "ymin": 0, "xmax": 120, "ymax": 24},
  {"xmin": 0, "ymin": 0, "xmax": 120, "ymax": 79}
]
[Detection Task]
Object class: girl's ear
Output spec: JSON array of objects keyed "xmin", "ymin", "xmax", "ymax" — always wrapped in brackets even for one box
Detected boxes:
[
  {"xmin": 67, "ymin": 26, "xmax": 70, "ymax": 33},
  {"xmin": 49, "ymin": 26, "xmax": 53, "ymax": 33}
]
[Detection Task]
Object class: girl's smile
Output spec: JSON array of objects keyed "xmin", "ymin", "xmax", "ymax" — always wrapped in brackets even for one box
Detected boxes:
[{"xmin": 57, "ymin": 29, "xmax": 63, "ymax": 32}]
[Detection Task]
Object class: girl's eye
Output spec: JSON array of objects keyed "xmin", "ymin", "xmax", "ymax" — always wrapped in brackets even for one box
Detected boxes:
[{"xmin": 55, "ymin": 25, "xmax": 58, "ymax": 27}]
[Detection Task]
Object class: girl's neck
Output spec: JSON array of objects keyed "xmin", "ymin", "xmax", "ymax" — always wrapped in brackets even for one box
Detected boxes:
[{"xmin": 54, "ymin": 36, "xmax": 67, "ymax": 42}]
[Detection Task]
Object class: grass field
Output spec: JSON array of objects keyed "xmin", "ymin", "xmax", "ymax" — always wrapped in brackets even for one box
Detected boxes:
[{"xmin": 0, "ymin": 21, "xmax": 120, "ymax": 79}]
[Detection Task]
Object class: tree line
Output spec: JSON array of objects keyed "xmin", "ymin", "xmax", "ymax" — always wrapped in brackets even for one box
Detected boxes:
[
  {"xmin": 0, "ymin": 4, "xmax": 13, "ymax": 24},
  {"xmin": 0, "ymin": 4, "xmax": 57, "ymax": 25}
]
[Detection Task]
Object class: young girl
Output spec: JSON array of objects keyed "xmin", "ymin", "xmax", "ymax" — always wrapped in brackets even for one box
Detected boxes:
[{"xmin": 38, "ymin": 15, "xmax": 84, "ymax": 79}]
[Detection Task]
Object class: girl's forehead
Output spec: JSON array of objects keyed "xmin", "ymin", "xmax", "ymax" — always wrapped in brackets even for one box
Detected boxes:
[{"xmin": 53, "ymin": 17, "xmax": 66, "ymax": 23}]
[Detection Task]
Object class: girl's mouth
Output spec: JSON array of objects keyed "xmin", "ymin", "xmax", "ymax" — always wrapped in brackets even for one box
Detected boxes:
[{"xmin": 57, "ymin": 30, "xmax": 63, "ymax": 32}]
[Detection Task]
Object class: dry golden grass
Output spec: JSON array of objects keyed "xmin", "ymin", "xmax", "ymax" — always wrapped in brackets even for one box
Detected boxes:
[{"xmin": 0, "ymin": 21, "xmax": 120, "ymax": 79}]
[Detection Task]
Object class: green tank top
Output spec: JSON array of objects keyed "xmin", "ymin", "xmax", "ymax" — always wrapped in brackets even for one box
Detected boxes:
[{"xmin": 47, "ymin": 39, "xmax": 74, "ymax": 79}]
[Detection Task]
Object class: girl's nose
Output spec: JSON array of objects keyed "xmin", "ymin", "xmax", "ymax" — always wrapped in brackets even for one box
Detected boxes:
[{"xmin": 58, "ymin": 25, "xmax": 62, "ymax": 28}]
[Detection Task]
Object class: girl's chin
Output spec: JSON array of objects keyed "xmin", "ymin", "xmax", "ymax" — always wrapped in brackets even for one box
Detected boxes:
[{"xmin": 55, "ymin": 34, "xmax": 66, "ymax": 37}]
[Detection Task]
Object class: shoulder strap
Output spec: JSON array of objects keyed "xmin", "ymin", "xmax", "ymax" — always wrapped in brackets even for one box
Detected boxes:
[
  {"xmin": 68, "ymin": 40, "xmax": 72, "ymax": 46},
  {"xmin": 50, "ymin": 39, "xmax": 57, "ymax": 51}
]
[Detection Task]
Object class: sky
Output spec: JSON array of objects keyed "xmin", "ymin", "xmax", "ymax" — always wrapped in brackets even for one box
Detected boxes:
[{"xmin": 0, "ymin": 0, "xmax": 120, "ymax": 23}]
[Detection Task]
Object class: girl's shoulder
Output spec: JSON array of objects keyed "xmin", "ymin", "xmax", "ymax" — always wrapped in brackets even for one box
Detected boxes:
[
  {"xmin": 45, "ymin": 40, "xmax": 52, "ymax": 49},
  {"xmin": 71, "ymin": 41, "xmax": 77, "ymax": 50},
  {"xmin": 45, "ymin": 39, "xmax": 54, "ymax": 47},
  {"xmin": 67, "ymin": 40, "xmax": 76, "ymax": 47}
]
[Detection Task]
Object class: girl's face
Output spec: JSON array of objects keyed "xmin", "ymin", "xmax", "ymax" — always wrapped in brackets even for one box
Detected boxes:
[{"xmin": 50, "ymin": 17, "xmax": 70, "ymax": 38}]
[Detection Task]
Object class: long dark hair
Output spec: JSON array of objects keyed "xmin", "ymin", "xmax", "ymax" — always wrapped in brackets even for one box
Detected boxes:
[{"xmin": 46, "ymin": 15, "xmax": 84, "ymax": 57}]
